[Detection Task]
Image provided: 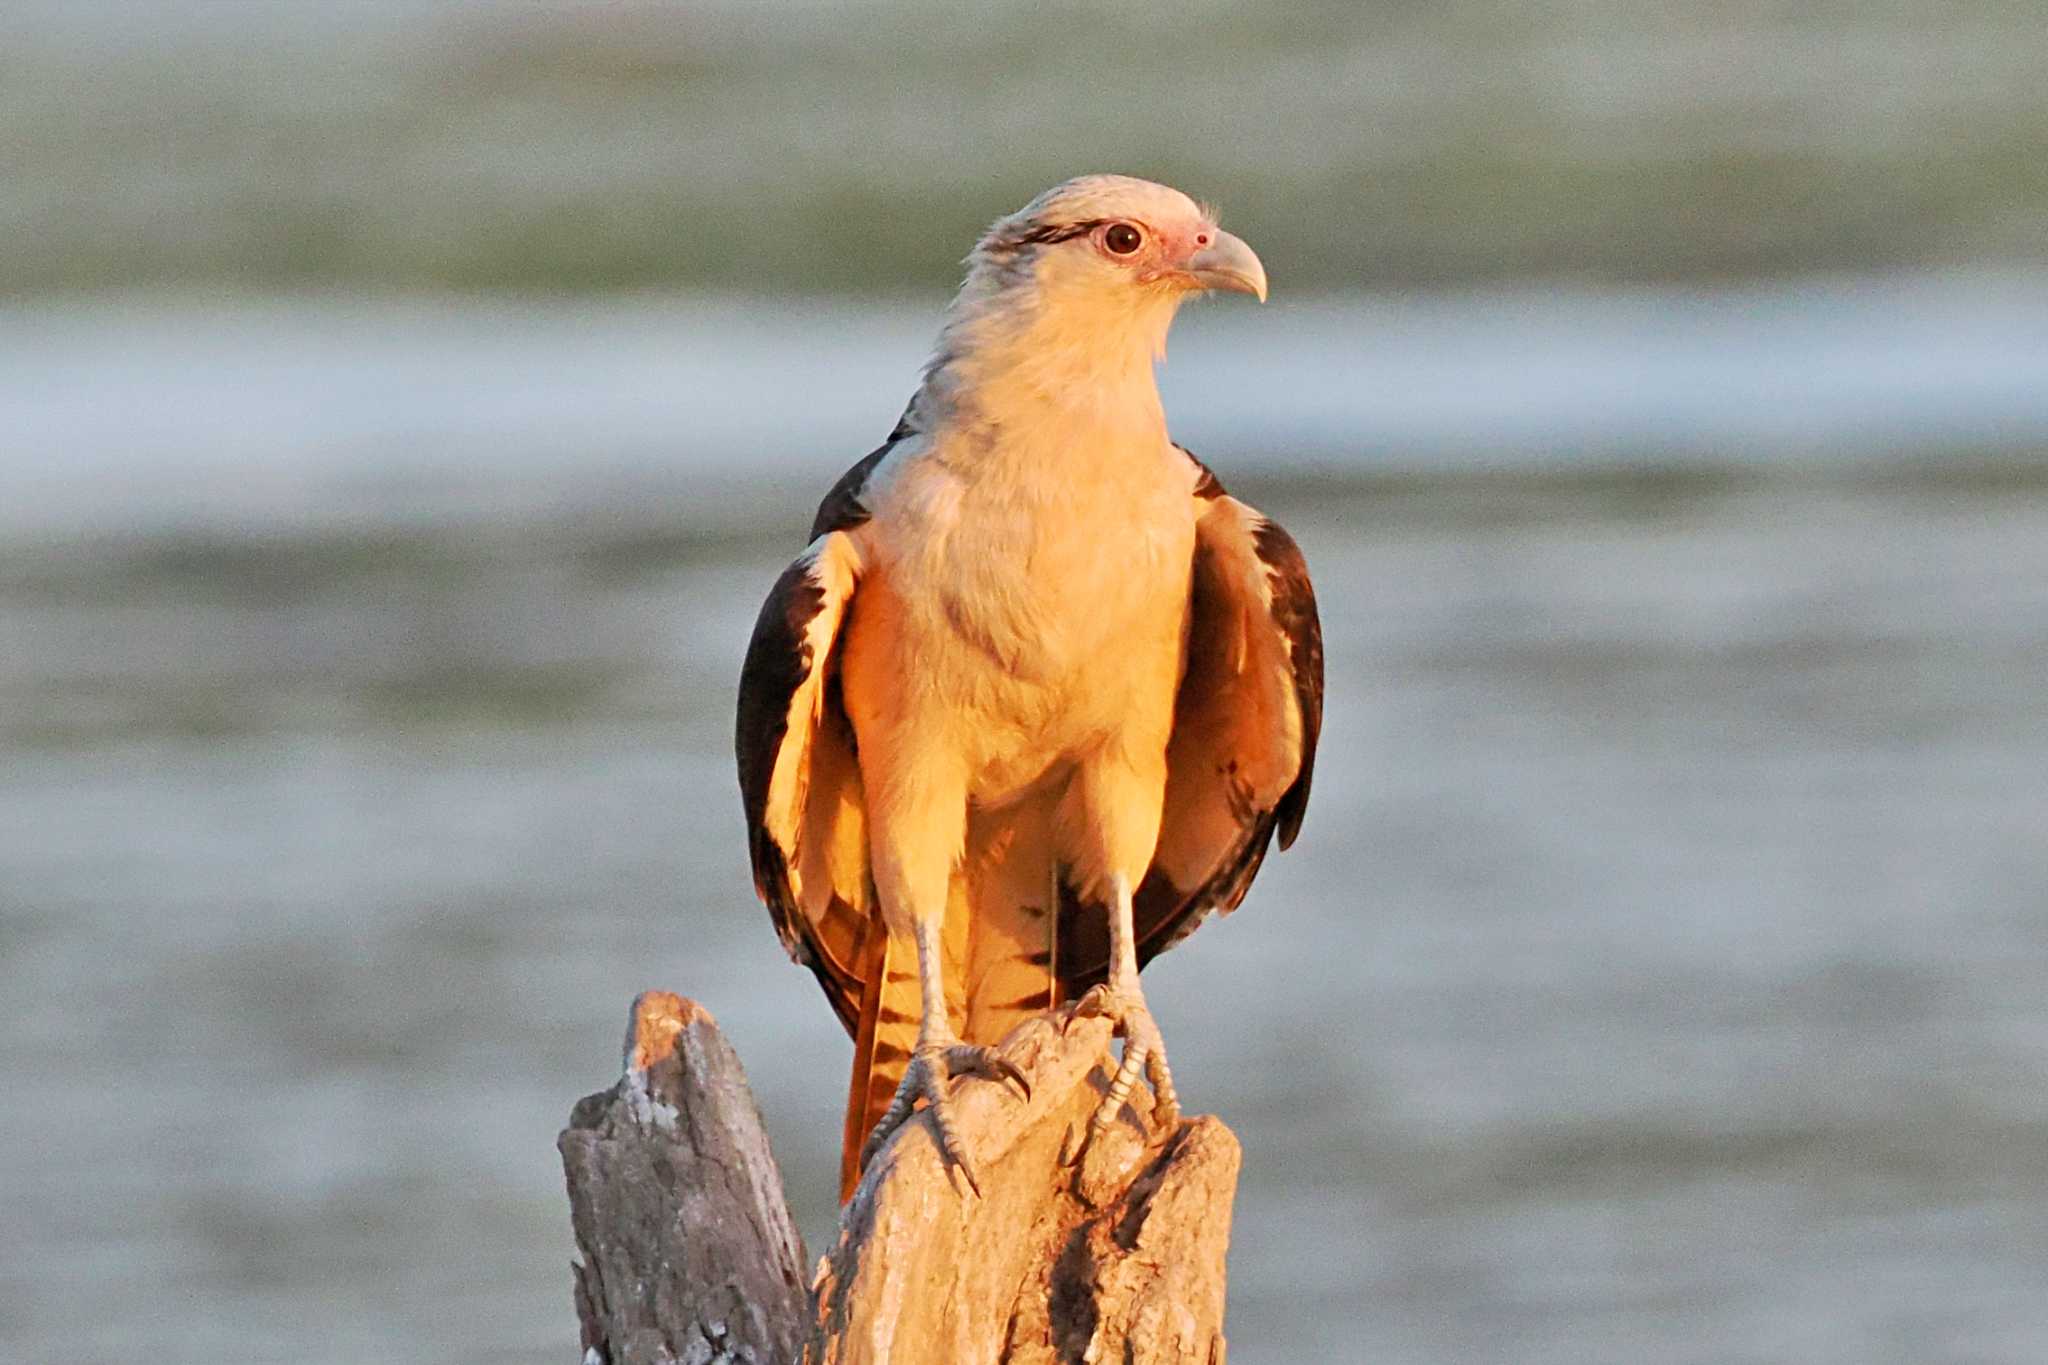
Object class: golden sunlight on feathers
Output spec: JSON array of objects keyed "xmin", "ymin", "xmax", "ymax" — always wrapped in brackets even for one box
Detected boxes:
[{"xmin": 734, "ymin": 176, "xmax": 1320, "ymax": 1199}]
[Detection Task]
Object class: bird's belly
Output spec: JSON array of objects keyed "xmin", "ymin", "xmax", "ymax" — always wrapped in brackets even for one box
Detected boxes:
[
  {"xmin": 844, "ymin": 531, "xmax": 1190, "ymax": 807},
  {"xmin": 942, "ymin": 556, "xmax": 1188, "ymax": 804},
  {"xmin": 961, "ymin": 636, "xmax": 1176, "ymax": 807}
]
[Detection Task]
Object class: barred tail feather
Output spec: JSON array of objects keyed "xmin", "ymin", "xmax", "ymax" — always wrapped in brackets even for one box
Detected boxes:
[
  {"xmin": 841, "ymin": 929, "xmax": 921, "ymax": 1201},
  {"xmin": 838, "ymin": 797, "xmax": 1064, "ymax": 1201},
  {"xmin": 962, "ymin": 798, "xmax": 1063, "ymax": 1042}
]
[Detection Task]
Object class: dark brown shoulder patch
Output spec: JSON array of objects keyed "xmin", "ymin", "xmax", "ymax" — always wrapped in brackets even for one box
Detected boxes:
[
  {"xmin": 1252, "ymin": 519, "xmax": 1324, "ymax": 848},
  {"xmin": 1175, "ymin": 443, "xmax": 1227, "ymax": 500},
  {"xmin": 809, "ymin": 429, "xmax": 904, "ymax": 540}
]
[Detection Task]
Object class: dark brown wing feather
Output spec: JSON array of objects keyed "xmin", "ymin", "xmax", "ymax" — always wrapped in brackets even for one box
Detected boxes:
[
  {"xmin": 808, "ymin": 422, "xmax": 905, "ymax": 540},
  {"xmin": 1256, "ymin": 518, "xmax": 1323, "ymax": 851},
  {"xmin": 735, "ymin": 432, "xmax": 903, "ymax": 1033}
]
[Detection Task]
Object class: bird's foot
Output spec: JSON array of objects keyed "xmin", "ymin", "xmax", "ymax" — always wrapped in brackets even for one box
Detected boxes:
[
  {"xmin": 858, "ymin": 1038, "xmax": 1029, "ymax": 1197},
  {"xmin": 1064, "ymin": 982, "xmax": 1180, "ymax": 1152}
]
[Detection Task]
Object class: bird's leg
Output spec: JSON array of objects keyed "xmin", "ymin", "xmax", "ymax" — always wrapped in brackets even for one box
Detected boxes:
[
  {"xmin": 858, "ymin": 915, "xmax": 1029, "ymax": 1196},
  {"xmin": 1068, "ymin": 873, "xmax": 1179, "ymax": 1141}
]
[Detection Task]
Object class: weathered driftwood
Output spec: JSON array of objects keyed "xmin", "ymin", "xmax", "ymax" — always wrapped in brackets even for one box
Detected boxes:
[
  {"xmin": 560, "ymin": 991, "xmax": 1238, "ymax": 1365},
  {"xmin": 560, "ymin": 991, "xmax": 811, "ymax": 1365}
]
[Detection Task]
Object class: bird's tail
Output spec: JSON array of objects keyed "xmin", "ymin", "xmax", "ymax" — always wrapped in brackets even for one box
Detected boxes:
[
  {"xmin": 838, "ymin": 800, "xmax": 1063, "ymax": 1201},
  {"xmin": 840, "ymin": 927, "xmax": 922, "ymax": 1200}
]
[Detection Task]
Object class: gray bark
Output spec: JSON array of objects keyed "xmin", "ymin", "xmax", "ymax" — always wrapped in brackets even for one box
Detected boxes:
[
  {"xmin": 560, "ymin": 991, "xmax": 811, "ymax": 1365},
  {"xmin": 560, "ymin": 994, "xmax": 1237, "ymax": 1364}
]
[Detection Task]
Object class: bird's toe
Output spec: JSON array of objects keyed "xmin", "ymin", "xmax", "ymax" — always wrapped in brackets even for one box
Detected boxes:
[{"xmin": 942, "ymin": 1041, "xmax": 1031, "ymax": 1100}]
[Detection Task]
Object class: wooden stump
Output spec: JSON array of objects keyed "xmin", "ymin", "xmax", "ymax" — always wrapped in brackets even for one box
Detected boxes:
[
  {"xmin": 560, "ymin": 993, "xmax": 1238, "ymax": 1364},
  {"xmin": 559, "ymin": 992, "xmax": 811, "ymax": 1365}
]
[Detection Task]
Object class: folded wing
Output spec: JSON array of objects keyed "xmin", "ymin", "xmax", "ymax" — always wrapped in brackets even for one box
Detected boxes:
[
  {"xmin": 1082, "ymin": 463, "xmax": 1324, "ymax": 979},
  {"xmin": 735, "ymin": 527, "xmax": 873, "ymax": 1031}
]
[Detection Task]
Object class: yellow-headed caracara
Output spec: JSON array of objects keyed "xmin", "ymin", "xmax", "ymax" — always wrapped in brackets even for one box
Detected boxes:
[{"xmin": 736, "ymin": 175, "xmax": 1322, "ymax": 1200}]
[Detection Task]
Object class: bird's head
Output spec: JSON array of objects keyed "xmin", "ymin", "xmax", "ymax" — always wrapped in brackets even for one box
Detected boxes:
[
  {"xmin": 928, "ymin": 176, "xmax": 1266, "ymax": 408},
  {"xmin": 971, "ymin": 174, "xmax": 1267, "ymax": 309}
]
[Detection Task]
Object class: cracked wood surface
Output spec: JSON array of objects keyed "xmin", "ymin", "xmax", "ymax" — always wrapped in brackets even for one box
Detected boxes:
[
  {"xmin": 559, "ymin": 992, "xmax": 1237, "ymax": 1364},
  {"xmin": 560, "ymin": 992, "xmax": 811, "ymax": 1365}
]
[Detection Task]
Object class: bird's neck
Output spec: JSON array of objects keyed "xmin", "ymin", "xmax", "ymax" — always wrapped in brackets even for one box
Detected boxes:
[{"xmin": 912, "ymin": 286, "xmax": 1180, "ymax": 445}]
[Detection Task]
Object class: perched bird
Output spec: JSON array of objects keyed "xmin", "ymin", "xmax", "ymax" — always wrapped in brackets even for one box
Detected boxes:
[{"xmin": 736, "ymin": 175, "xmax": 1322, "ymax": 1200}]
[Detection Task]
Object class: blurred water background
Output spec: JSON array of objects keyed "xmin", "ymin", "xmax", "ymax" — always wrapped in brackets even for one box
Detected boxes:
[{"xmin": 5, "ymin": 3, "xmax": 2048, "ymax": 1362}]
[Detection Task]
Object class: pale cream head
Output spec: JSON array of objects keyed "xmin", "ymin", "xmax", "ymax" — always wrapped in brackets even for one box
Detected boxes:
[
  {"xmin": 967, "ymin": 174, "xmax": 1267, "ymax": 306},
  {"xmin": 916, "ymin": 175, "xmax": 1267, "ymax": 426}
]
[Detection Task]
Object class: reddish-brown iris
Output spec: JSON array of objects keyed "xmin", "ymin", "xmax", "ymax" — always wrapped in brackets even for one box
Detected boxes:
[{"xmin": 1103, "ymin": 222, "xmax": 1143, "ymax": 255}]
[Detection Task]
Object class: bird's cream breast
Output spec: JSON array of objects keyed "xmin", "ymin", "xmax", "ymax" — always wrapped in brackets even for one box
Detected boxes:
[{"xmin": 848, "ymin": 428, "xmax": 1195, "ymax": 799}]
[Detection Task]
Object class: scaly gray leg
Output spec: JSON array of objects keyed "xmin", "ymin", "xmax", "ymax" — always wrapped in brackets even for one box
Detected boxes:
[
  {"xmin": 1067, "ymin": 874, "xmax": 1180, "ymax": 1150},
  {"xmin": 858, "ymin": 916, "xmax": 1030, "ymax": 1195}
]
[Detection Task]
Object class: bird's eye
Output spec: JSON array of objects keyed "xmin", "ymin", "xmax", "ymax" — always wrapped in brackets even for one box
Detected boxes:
[{"xmin": 1103, "ymin": 222, "xmax": 1143, "ymax": 255}]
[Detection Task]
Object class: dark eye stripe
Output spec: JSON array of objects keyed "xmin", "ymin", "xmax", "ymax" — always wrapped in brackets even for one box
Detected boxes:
[{"xmin": 1006, "ymin": 217, "xmax": 1112, "ymax": 249}]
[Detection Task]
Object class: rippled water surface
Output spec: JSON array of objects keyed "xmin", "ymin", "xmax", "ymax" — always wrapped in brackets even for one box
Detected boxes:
[{"xmin": 5, "ymin": 291, "xmax": 2048, "ymax": 1363}]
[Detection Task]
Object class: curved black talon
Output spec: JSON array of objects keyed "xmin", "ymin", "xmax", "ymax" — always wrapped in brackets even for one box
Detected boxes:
[
  {"xmin": 857, "ymin": 1039, "xmax": 1029, "ymax": 1196},
  {"xmin": 937, "ymin": 1041, "xmax": 1030, "ymax": 1102},
  {"xmin": 1065, "ymin": 982, "xmax": 1178, "ymax": 1139}
]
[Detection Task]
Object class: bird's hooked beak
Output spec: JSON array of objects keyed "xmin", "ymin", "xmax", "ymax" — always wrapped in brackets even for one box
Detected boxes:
[{"xmin": 1182, "ymin": 229, "xmax": 1267, "ymax": 303}]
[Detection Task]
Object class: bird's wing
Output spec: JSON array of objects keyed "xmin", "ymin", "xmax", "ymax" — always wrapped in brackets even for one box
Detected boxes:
[
  {"xmin": 807, "ymin": 419, "xmax": 904, "ymax": 540},
  {"xmin": 735, "ymin": 439, "xmax": 900, "ymax": 1035},
  {"xmin": 1063, "ymin": 452, "xmax": 1323, "ymax": 984}
]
